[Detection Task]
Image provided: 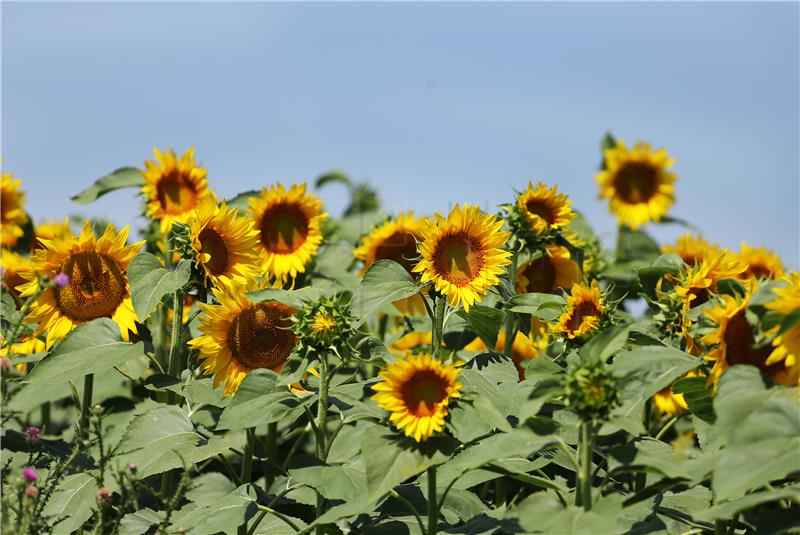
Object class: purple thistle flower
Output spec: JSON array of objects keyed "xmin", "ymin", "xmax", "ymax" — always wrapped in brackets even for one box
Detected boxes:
[
  {"xmin": 24, "ymin": 426, "xmax": 40, "ymax": 444},
  {"xmin": 22, "ymin": 467, "xmax": 38, "ymax": 483},
  {"xmin": 53, "ymin": 272, "xmax": 69, "ymax": 289}
]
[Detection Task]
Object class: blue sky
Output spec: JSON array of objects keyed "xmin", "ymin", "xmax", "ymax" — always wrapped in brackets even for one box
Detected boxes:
[{"xmin": 3, "ymin": 2, "xmax": 798, "ymax": 266}]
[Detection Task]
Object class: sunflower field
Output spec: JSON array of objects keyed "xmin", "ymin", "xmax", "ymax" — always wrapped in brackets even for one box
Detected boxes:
[{"xmin": 1, "ymin": 134, "xmax": 798, "ymax": 535}]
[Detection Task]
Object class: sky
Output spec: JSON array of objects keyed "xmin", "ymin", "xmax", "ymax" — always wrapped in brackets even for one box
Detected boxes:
[{"xmin": 2, "ymin": 2, "xmax": 798, "ymax": 266}]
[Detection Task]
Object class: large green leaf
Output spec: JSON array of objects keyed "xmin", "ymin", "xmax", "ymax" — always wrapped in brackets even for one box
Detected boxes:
[
  {"xmin": 128, "ymin": 253, "xmax": 191, "ymax": 321},
  {"xmin": 115, "ymin": 405, "xmax": 234, "ymax": 478},
  {"xmin": 608, "ymin": 437, "xmax": 713, "ymax": 484},
  {"xmin": 616, "ymin": 226, "xmax": 661, "ymax": 263},
  {"xmin": 350, "ymin": 260, "xmax": 420, "ymax": 326},
  {"xmin": 43, "ymin": 472, "xmax": 98, "ymax": 535},
  {"xmin": 700, "ymin": 484, "xmax": 800, "ymax": 521},
  {"xmin": 466, "ymin": 305, "xmax": 505, "ymax": 349},
  {"xmin": 711, "ymin": 365, "xmax": 774, "ymax": 444},
  {"xmin": 25, "ymin": 318, "xmax": 145, "ymax": 384},
  {"xmin": 119, "ymin": 508, "xmax": 163, "ymax": 535},
  {"xmin": 289, "ymin": 457, "xmax": 367, "ymax": 502},
  {"xmin": 71, "ymin": 167, "xmax": 144, "ymax": 204},
  {"xmin": 170, "ymin": 485, "xmax": 255, "ymax": 535},
  {"xmin": 507, "ymin": 293, "xmax": 565, "ymax": 321},
  {"xmin": 216, "ymin": 369, "xmax": 310, "ymax": 430}
]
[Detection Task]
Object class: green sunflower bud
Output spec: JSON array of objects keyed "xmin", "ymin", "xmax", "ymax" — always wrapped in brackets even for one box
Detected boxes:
[
  {"xmin": 565, "ymin": 358, "xmax": 618, "ymax": 420},
  {"xmin": 292, "ymin": 296, "xmax": 354, "ymax": 352}
]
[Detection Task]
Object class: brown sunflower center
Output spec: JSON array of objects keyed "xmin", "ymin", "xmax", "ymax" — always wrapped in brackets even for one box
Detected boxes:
[
  {"xmin": 723, "ymin": 310, "xmax": 774, "ymax": 372},
  {"xmin": 259, "ymin": 203, "xmax": 309, "ymax": 255},
  {"xmin": 614, "ymin": 162, "xmax": 659, "ymax": 204},
  {"xmin": 401, "ymin": 370, "xmax": 448, "ymax": 416},
  {"xmin": 157, "ymin": 171, "xmax": 199, "ymax": 215},
  {"xmin": 566, "ymin": 300, "xmax": 601, "ymax": 333},
  {"xmin": 433, "ymin": 233, "xmax": 485, "ymax": 287},
  {"xmin": 374, "ymin": 231, "xmax": 419, "ymax": 274},
  {"xmin": 0, "ymin": 190, "xmax": 12, "ymax": 224},
  {"xmin": 199, "ymin": 227, "xmax": 229, "ymax": 275},
  {"xmin": 55, "ymin": 251, "xmax": 126, "ymax": 322},
  {"xmin": 520, "ymin": 256, "xmax": 557, "ymax": 293},
  {"xmin": 227, "ymin": 302, "xmax": 296, "ymax": 370},
  {"xmin": 524, "ymin": 199, "xmax": 556, "ymax": 224},
  {"xmin": 687, "ymin": 287, "xmax": 710, "ymax": 309},
  {"xmin": 746, "ymin": 263, "xmax": 773, "ymax": 280}
]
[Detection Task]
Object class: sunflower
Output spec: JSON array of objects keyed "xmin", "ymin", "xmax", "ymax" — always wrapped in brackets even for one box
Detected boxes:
[
  {"xmin": 1, "ymin": 173, "xmax": 28, "ymax": 247},
  {"xmin": 17, "ymin": 221, "xmax": 143, "ymax": 348},
  {"xmin": 188, "ymin": 280, "xmax": 297, "ymax": 398},
  {"xmin": 249, "ymin": 183, "xmax": 328, "ymax": 285},
  {"xmin": 141, "ymin": 147, "xmax": 212, "ymax": 233},
  {"xmin": 737, "ymin": 243, "xmax": 785, "ymax": 280},
  {"xmin": 413, "ymin": 204, "xmax": 511, "ymax": 312},
  {"xmin": 662, "ymin": 234, "xmax": 719, "ymax": 267},
  {"xmin": 0, "ymin": 335, "xmax": 45, "ymax": 374},
  {"xmin": 33, "ymin": 220, "xmax": 72, "ymax": 251},
  {"xmin": 652, "ymin": 369, "xmax": 702, "ymax": 417},
  {"xmin": 552, "ymin": 281, "xmax": 605, "ymax": 339},
  {"xmin": 516, "ymin": 245, "xmax": 582, "ymax": 294},
  {"xmin": 516, "ymin": 182, "xmax": 575, "ymax": 236},
  {"xmin": 764, "ymin": 272, "xmax": 800, "ymax": 383},
  {"xmin": 371, "ymin": 352, "xmax": 463, "ymax": 442},
  {"xmin": 1, "ymin": 249, "xmax": 31, "ymax": 299},
  {"xmin": 463, "ymin": 329, "xmax": 546, "ymax": 381},
  {"xmin": 389, "ymin": 330, "xmax": 434, "ymax": 356},
  {"xmin": 188, "ymin": 195, "xmax": 261, "ymax": 288},
  {"xmin": 595, "ymin": 139, "xmax": 676, "ymax": 229},
  {"xmin": 701, "ymin": 283, "xmax": 792, "ymax": 387}
]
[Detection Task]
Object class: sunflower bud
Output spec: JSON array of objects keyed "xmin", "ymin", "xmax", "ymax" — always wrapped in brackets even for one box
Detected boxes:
[
  {"xmin": 565, "ymin": 359, "xmax": 618, "ymax": 420},
  {"xmin": 292, "ymin": 296, "xmax": 354, "ymax": 352}
]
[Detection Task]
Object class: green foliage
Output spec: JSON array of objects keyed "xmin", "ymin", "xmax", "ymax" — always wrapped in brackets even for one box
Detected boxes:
[
  {"xmin": 128, "ymin": 252, "xmax": 191, "ymax": 321},
  {"xmin": 71, "ymin": 167, "xmax": 144, "ymax": 204}
]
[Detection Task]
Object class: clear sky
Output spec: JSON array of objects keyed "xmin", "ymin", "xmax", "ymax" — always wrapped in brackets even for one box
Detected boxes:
[{"xmin": 2, "ymin": 2, "xmax": 798, "ymax": 266}]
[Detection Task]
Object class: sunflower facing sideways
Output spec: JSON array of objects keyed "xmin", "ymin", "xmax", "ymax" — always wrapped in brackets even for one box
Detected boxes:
[
  {"xmin": 1, "ymin": 249, "xmax": 32, "ymax": 299},
  {"xmin": 188, "ymin": 195, "xmax": 261, "ymax": 288},
  {"xmin": 354, "ymin": 212, "xmax": 426, "ymax": 315},
  {"xmin": 141, "ymin": 147, "xmax": 212, "ymax": 233},
  {"xmin": 516, "ymin": 245, "xmax": 582, "ymax": 294},
  {"xmin": 662, "ymin": 233, "xmax": 719, "ymax": 268},
  {"xmin": 18, "ymin": 221, "xmax": 144, "ymax": 348},
  {"xmin": 189, "ymin": 280, "xmax": 298, "ymax": 398},
  {"xmin": 737, "ymin": 243, "xmax": 785, "ymax": 281},
  {"xmin": 249, "ymin": 183, "xmax": 328, "ymax": 285},
  {"xmin": 371, "ymin": 352, "xmax": 463, "ymax": 442},
  {"xmin": 552, "ymin": 281, "xmax": 606, "ymax": 339},
  {"xmin": 764, "ymin": 271, "xmax": 800, "ymax": 384},
  {"xmin": 516, "ymin": 181, "xmax": 575, "ymax": 236},
  {"xmin": 595, "ymin": 139, "xmax": 676, "ymax": 230},
  {"xmin": 1, "ymin": 173, "xmax": 28, "ymax": 247},
  {"xmin": 413, "ymin": 204, "xmax": 511, "ymax": 312}
]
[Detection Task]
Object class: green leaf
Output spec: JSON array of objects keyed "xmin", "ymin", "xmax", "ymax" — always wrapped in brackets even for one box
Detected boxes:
[
  {"xmin": 362, "ymin": 425, "xmax": 456, "ymax": 501},
  {"xmin": 458, "ymin": 367, "xmax": 516, "ymax": 432},
  {"xmin": 226, "ymin": 190, "xmax": 260, "ymax": 211},
  {"xmin": 170, "ymin": 485, "xmax": 255, "ymax": 535},
  {"xmin": 315, "ymin": 170, "xmax": 352, "ymax": 190},
  {"xmin": 252, "ymin": 514, "xmax": 308, "ymax": 535},
  {"xmin": 439, "ymin": 488, "xmax": 489, "ymax": 524},
  {"xmin": 247, "ymin": 286, "xmax": 323, "ymax": 309},
  {"xmin": 616, "ymin": 226, "xmax": 661, "ymax": 263},
  {"xmin": 119, "ymin": 508, "xmax": 163, "ymax": 535},
  {"xmin": 712, "ymin": 388, "xmax": 800, "ymax": 501},
  {"xmin": 350, "ymin": 260, "xmax": 420, "ymax": 326},
  {"xmin": 608, "ymin": 437, "xmax": 713, "ymax": 483},
  {"xmin": 185, "ymin": 472, "xmax": 237, "ymax": 506},
  {"xmin": 467, "ymin": 305, "xmax": 505, "ymax": 349},
  {"xmin": 128, "ymin": 253, "xmax": 191, "ymax": 321},
  {"xmin": 71, "ymin": 167, "xmax": 144, "ymax": 204},
  {"xmin": 43, "ymin": 473, "xmax": 98, "ymax": 535},
  {"xmin": 673, "ymin": 376, "xmax": 715, "ymax": 423},
  {"xmin": 115, "ymin": 405, "xmax": 234, "ymax": 478},
  {"xmin": 508, "ymin": 293, "xmax": 565, "ymax": 321},
  {"xmin": 579, "ymin": 324, "xmax": 630, "ymax": 362},
  {"xmin": 712, "ymin": 365, "xmax": 773, "ymax": 443},
  {"xmin": 289, "ymin": 457, "xmax": 367, "ymax": 502},
  {"xmin": 700, "ymin": 484, "xmax": 800, "ymax": 521},
  {"xmin": 25, "ymin": 318, "xmax": 145, "ymax": 384},
  {"xmin": 217, "ymin": 369, "xmax": 309, "ymax": 430}
]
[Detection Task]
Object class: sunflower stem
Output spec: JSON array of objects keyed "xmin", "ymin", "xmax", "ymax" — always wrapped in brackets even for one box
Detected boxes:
[
  {"xmin": 503, "ymin": 252, "xmax": 518, "ymax": 358},
  {"xmin": 79, "ymin": 373, "xmax": 94, "ymax": 439},
  {"xmin": 237, "ymin": 427, "xmax": 256, "ymax": 535},
  {"xmin": 166, "ymin": 289, "xmax": 184, "ymax": 406},
  {"xmin": 264, "ymin": 422, "xmax": 277, "ymax": 491},
  {"xmin": 576, "ymin": 419, "xmax": 595, "ymax": 511},
  {"xmin": 41, "ymin": 401, "xmax": 51, "ymax": 434},
  {"xmin": 427, "ymin": 465, "xmax": 438, "ymax": 535},
  {"xmin": 315, "ymin": 352, "xmax": 330, "ymax": 534},
  {"xmin": 431, "ymin": 294, "xmax": 446, "ymax": 360}
]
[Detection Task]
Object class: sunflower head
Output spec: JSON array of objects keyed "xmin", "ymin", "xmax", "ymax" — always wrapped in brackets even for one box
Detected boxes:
[
  {"xmin": 516, "ymin": 245, "xmax": 582, "ymax": 294},
  {"xmin": 371, "ymin": 352, "xmax": 463, "ymax": 442},
  {"xmin": 389, "ymin": 330, "xmax": 434, "ymax": 356},
  {"xmin": 514, "ymin": 181, "xmax": 576, "ymax": 237},
  {"xmin": 0, "ymin": 334, "xmax": 45, "ymax": 375},
  {"xmin": 189, "ymin": 280, "xmax": 298, "ymax": 398},
  {"xmin": 1, "ymin": 173, "xmax": 29, "ymax": 247},
  {"xmin": 663, "ymin": 234, "xmax": 719, "ymax": 267},
  {"xmin": 292, "ymin": 296, "xmax": 354, "ymax": 351},
  {"xmin": 17, "ymin": 221, "xmax": 143, "ymax": 348},
  {"xmin": 595, "ymin": 138, "xmax": 676, "ymax": 230},
  {"xmin": 463, "ymin": 329, "xmax": 546, "ymax": 381},
  {"xmin": 552, "ymin": 281, "xmax": 606, "ymax": 340},
  {"xmin": 33, "ymin": 220, "xmax": 72, "ymax": 251},
  {"xmin": 565, "ymin": 358, "xmax": 618, "ymax": 420},
  {"xmin": 652, "ymin": 369, "xmax": 702, "ymax": 417},
  {"xmin": 764, "ymin": 272, "xmax": 800, "ymax": 384},
  {"xmin": 249, "ymin": 183, "xmax": 328, "ymax": 285},
  {"xmin": 141, "ymin": 147, "xmax": 212, "ymax": 233},
  {"xmin": 737, "ymin": 243, "xmax": 785, "ymax": 280},
  {"xmin": 413, "ymin": 204, "xmax": 511, "ymax": 312},
  {"xmin": 1, "ymin": 249, "xmax": 32, "ymax": 299},
  {"xmin": 187, "ymin": 195, "xmax": 261, "ymax": 288}
]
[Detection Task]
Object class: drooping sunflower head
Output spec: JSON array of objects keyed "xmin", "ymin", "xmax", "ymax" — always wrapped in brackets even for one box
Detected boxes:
[
  {"xmin": 291, "ymin": 296, "xmax": 354, "ymax": 351},
  {"xmin": 552, "ymin": 281, "xmax": 606, "ymax": 339},
  {"xmin": 1, "ymin": 173, "xmax": 28, "ymax": 247},
  {"xmin": 188, "ymin": 280, "xmax": 298, "ymax": 398},
  {"xmin": 595, "ymin": 139, "xmax": 676, "ymax": 230},
  {"xmin": 764, "ymin": 271, "xmax": 800, "ymax": 384},
  {"xmin": 737, "ymin": 243, "xmax": 785, "ymax": 280},
  {"xmin": 413, "ymin": 204, "xmax": 511, "ymax": 312},
  {"xmin": 188, "ymin": 195, "xmax": 261, "ymax": 288},
  {"xmin": 18, "ymin": 221, "xmax": 144, "ymax": 348},
  {"xmin": 141, "ymin": 147, "xmax": 212, "ymax": 233},
  {"xmin": 1, "ymin": 249, "xmax": 32, "ymax": 299},
  {"xmin": 515, "ymin": 181, "xmax": 576, "ymax": 237},
  {"xmin": 516, "ymin": 245, "xmax": 582, "ymax": 294},
  {"xmin": 371, "ymin": 352, "xmax": 463, "ymax": 442},
  {"xmin": 33, "ymin": 220, "xmax": 72, "ymax": 251},
  {"xmin": 663, "ymin": 233, "xmax": 719, "ymax": 267},
  {"xmin": 249, "ymin": 183, "xmax": 328, "ymax": 285},
  {"xmin": 701, "ymin": 284, "xmax": 792, "ymax": 387}
]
